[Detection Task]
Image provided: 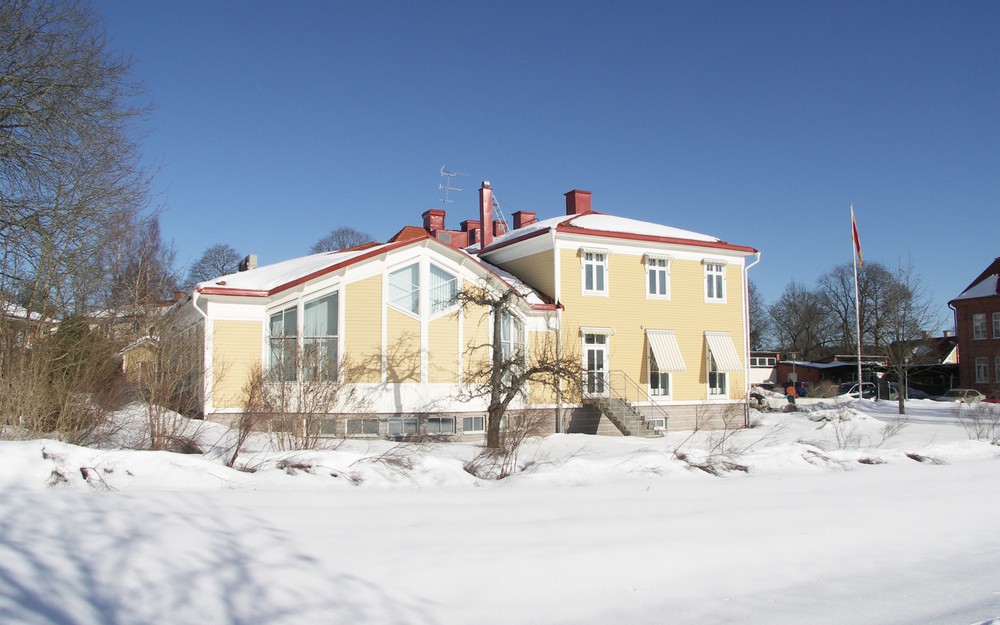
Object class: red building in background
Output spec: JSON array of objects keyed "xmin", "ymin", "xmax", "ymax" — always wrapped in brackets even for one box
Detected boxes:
[{"xmin": 949, "ymin": 257, "xmax": 1000, "ymax": 394}]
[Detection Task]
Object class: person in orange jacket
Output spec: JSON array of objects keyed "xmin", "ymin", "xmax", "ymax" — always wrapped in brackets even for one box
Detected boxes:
[{"xmin": 785, "ymin": 382, "xmax": 797, "ymax": 406}]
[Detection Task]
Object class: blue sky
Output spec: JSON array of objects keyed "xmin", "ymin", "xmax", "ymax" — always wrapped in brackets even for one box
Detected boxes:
[{"xmin": 95, "ymin": 1, "xmax": 998, "ymax": 330}]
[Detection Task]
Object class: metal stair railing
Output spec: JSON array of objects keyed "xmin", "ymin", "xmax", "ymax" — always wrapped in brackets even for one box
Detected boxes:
[{"xmin": 583, "ymin": 370, "xmax": 668, "ymax": 437}]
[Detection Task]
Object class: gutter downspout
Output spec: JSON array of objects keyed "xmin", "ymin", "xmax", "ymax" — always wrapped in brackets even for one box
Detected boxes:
[
  {"xmin": 191, "ymin": 290, "xmax": 211, "ymax": 416},
  {"xmin": 743, "ymin": 252, "xmax": 762, "ymax": 427}
]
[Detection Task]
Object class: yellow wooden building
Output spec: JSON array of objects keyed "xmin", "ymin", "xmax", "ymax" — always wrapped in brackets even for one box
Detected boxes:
[{"xmin": 169, "ymin": 183, "xmax": 758, "ymax": 438}]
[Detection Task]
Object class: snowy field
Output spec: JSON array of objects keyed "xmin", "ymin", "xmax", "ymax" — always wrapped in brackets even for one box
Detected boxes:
[{"xmin": 2, "ymin": 398, "xmax": 999, "ymax": 625}]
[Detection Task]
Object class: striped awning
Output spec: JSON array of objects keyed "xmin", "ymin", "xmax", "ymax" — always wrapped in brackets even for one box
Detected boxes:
[
  {"xmin": 646, "ymin": 330, "xmax": 686, "ymax": 371},
  {"xmin": 705, "ymin": 331, "xmax": 743, "ymax": 372}
]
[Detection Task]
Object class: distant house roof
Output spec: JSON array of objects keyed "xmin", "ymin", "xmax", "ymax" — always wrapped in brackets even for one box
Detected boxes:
[
  {"xmin": 951, "ymin": 257, "xmax": 1000, "ymax": 303},
  {"xmin": 474, "ymin": 211, "xmax": 756, "ymax": 255},
  {"xmin": 388, "ymin": 225, "xmax": 430, "ymax": 243}
]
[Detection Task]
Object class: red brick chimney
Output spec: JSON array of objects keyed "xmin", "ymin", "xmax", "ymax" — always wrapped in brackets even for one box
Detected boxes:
[
  {"xmin": 479, "ymin": 182, "xmax": 493, "ymax": 247},
  {"xmin": 512, "ymin": 210, "xmax": 536, "ymax": 229},
  {"xmin": 461, "ymin": 219, "xmax": 481, "ymax": 244},
  {"xmin": 565, "ymin": 189, "xmax": 592, "ymax": 215},
  {"xmin": 422, "ymin": 209, "xmax": 445, "ymax": 232}
]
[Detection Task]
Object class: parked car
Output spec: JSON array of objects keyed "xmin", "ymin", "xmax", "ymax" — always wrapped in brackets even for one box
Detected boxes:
[
  {"xmin": 888, "ymin": 382, "xmax": 931, "ymax": 400},
  {"xmin": 838, "ymin": 382, "xmax": 897, "ymax": 400},
  {"xmin": 981, "ymin": 392, "xmax": 1000, "ymax": 404},
  {"xmin": 933, "ymin": 389, "xmax": 985, "ymax": 403}
]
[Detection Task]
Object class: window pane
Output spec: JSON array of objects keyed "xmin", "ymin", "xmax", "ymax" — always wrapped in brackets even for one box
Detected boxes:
[
  {"xmin": 389, "ymin": 264, "xmax": 419, "ymax": 314},
  {"xmin": 304, "ymin": 293, "xmax": 337, "ymax": 337},
  {"xmin": 596, "ymin": 264, "xmax": 604, "ymax": 291},
  {"xmin": 430, "ymin": 265, "xmax": 457, "ymax": 313}
]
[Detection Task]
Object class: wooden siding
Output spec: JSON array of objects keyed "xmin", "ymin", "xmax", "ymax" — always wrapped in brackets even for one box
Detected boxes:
[
  {"xmin": 462, "ymin": 300, "xmax": 491, "ymax": 384},
  {"xmin": 386, "ymin": 308, "xmax": 420, "ymax": 383},
  {"xmin": 528, "ymin": 330, "xmax": 560, "ymax": 404},
  {"xmin": 428, "ymin": 313, "xmax": 460, "ymax": 382},
  {"xmin": 558, "ymin": 249, "xmax": 746, "ymax": 401},
  {"xmin": 493, "ymin": 249, "xmax": 555, "ymax": 300},
  {"xmin": 344, "ymin": 275, "xmax": 382, "ymax": 383},
  {"xmin": 212, "ymin": 320, "xmax": 262, "ymax": 409}
]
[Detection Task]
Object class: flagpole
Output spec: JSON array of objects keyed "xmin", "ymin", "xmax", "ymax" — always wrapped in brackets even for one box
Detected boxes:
[{"xmin": 852, "ymin": 205, "xmax": 863, "ymax": 386}]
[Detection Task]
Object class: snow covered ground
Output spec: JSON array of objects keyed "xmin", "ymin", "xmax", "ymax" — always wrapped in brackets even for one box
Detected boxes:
[{"xmin": 1, "ymin": 398, "xmax": 998, "ymax": 625}]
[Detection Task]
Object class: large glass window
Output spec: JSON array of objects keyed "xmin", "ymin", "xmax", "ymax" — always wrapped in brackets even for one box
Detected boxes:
[
  {"xmin": 582, "ymin": 251, "xmax": 607, "ymax": 295},
  {"xmin": 426, "ymin": 416, "xmax": 456, "ymax": 435},
  {"xmin": 705, "ymin": 262, "xmax": 725, "ymax": 302},
  {"xmin": 269, "ymin": 305, "xmax": 298, "ymax": 381},
  {"xmin": 346, "ymin": 418, "xmax": 379, "ymax": 437},
  {"xmin": 387, "ymin": 417, "xmax": 419, "ymax": 437},
  {"xmin": 646, "ymin": 256, "xmax": 669, "ymax": 299},
  {"xmin": 303, "ymin": 293, "xmax": 338, "ymax": 381},
  {"xmin": 993, "ymin": 312, "xmax": 1000, "ymax": 339},
  {"xmin": 430, "ymin": 265, "xmax": 458, "ymax": 314},
  {"xmin": 499, "ymin": 311, "xmax": 523, "ymax": 361},
  {"xmin": 463, "ymin": 416, "xmax": 485, "ymax": 433},
  {"xmin": 973, "ymin": 313, "xmax": 986, "ymax": 340},
  {"xmin": 389, "ymin": 263, "xmax": 420, "ymax": 315}
]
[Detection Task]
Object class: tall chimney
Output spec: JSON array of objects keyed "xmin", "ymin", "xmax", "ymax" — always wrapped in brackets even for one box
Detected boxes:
[
  {"xmin": 479, "ymin": 181, "xmax": 493, "ymax": 248},
  {"xmin": 565, "ymin": 189, "xmax": 592, "ymax": 215}
]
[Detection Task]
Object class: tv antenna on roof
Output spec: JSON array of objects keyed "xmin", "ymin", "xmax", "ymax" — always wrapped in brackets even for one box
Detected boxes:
[{"xmin": 439, "ymin": 166, "xmax": 468, "ymax": 205}]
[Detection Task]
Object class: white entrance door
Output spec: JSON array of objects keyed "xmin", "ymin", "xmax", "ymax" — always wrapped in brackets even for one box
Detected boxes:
[{"xmin": 584, "ymin": 333, "xmax": 608, "ymax": 396}]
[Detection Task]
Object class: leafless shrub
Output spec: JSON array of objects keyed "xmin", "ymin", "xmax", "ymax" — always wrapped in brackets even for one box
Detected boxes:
[
  {"xmin": 956, "ymin": 402, "xmax": 1000, "ymax": 445},
  {"xmin": 464, "ymin": 410, "xmax": 547, "ymax": 479},
  {"xmin": 858, "ymin": 457, "xmax": 886, "ymax": 465},
  {"xmin": 875, "ymin": 416, "xmax": 908, "ymax": 448},
  {"xmin": 351, "ymin": 443, "xmax": 420, "ymax": 481},
  {"xmin": 236, "ymin": 351, "xmax": 375, "ymax": 454},
  {"xmin": 906, "ymin": 452, "xmax": 945, "ymax": 465},
  {"xmin": 672, "ymin": 449, "xmax": 748, "ymax": 476}
]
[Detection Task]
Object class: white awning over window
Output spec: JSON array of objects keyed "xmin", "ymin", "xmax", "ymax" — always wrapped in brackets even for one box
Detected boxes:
[
  {"xmin": 705, "ymin": 331, "xmax": 743, "ymax": 371},
  {"xmin": 647, "ymin": 330, "xmax": 686, "ymax": 371}
]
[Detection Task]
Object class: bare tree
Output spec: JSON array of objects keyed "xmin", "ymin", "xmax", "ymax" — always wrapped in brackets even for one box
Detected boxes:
[
  {"xmin": 185, "ymin": 243, "xmax": 241, "ymax": 287},
  {"xmin": 879, "ymin": 259, "xmax": 943, "ymax": 414},
  {"xmin": 309, "ymin": 227, "xmax": 372, "ymax": 254},
  {"xmin": 818, "ymin": 262, "xmax": 903, "ymax": 351},
  {"xmin": 748, "ymin": 280, "xmax": 772, "ymax": 350},
  {"xmin": 456, "ymin": 281, "xmax": 581, "ymax": 451},
  {"xmin": 769, "ymin": 282, "xmax": 835, "ymax": 360},
  {"xmin": 0, "ymin": 0, "xmax": 153, "ymax": 319}
]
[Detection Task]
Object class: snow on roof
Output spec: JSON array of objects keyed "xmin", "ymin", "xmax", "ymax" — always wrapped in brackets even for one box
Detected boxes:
[
  {"xmin": 1, "ymin": 300, "xmax": 43, "ymax": 322},
  {"xmin": 473, "ymin": 211, "xmax": 725, "ymax": 253},
  {"xmin": 197, "ymin": 243, "xmax": 397, "ymax": 294}
]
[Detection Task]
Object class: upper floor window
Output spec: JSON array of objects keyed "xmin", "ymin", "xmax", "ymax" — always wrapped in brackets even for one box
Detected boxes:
[
  {"xmin": 645, "ymin": 255, "xmax": 670, "ymax": 299},
  {"xmin": 302, "ymin": 292, "xmax": 338, "ymax": 381},
  {"xmin": 269, "ymin": 305, "xmax": 298, "ymax": 382},
  {"xmin": 972, "ymin": 313, "xmax": 986, "ymax": 340},
  {"xmin": 581, "ymin": 249, "xmax": 607, "ymax": 295},
  {"xmin": 388, "ymin": 263, "xmax": 420, "ymax": 315},
  {"xmin": 993, "ymin": 312, "xmax": 1000, "ymax": 339},
  {"xmin": 430, "ymin": 265, "xmax": 458, "ymax": 315},
  {"xmin": 704, "ymin": 261, "xmax": 726, "ymax": 302}
]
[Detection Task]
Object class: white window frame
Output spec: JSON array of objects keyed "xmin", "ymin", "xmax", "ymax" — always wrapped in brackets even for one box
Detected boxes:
[
  {"xmin": 388, "ymin": 262, "xmax": 420, "ymax": 317},
  {"xmin": 581, "ymin": 248, "xmax": 608, "ymax": 296},
  {"xmin": 975, "ymin": 357, "xmax": 989, "ymax": 384},
  {"xmin": 707, "ymin": 350, "xmax": 728, "ymax": 397},
  {"xmin": 462, "ymin": 416, "xmax": 485, "ymax": 433},
  {"xmin": 646, "ymin": 416, "xmax": 667, "ymax": 431},
  {"xmin": 993, "ymin": 312, "xmax": 1000, "ymax": 339},
  {"xmin": 426, "ymin": 416, "xmax": 456, "ymax": 435},
  {"xmin": 345, "ymin": 418, "xmax": 379, "ymax": 437},
  {"xmin": 972, "ymin": 313, "xmax": 986, "ymax": 340},
  {"xmin": 268, "ymin": 304, "xmax": 298, "ymax": 382},
  {"xmin": 645, "ymin": 254, "xmax": 670, "ymax": 300},
  {"xmin": 429, "ymin": 263, "xmax": 459, "ymax": 316},
  {"xmin": 302, "ymin": 292, "xmax": 339, "ymax": 382},
  {"xmin": 648, "ymin": 345, "xmax": 671, "ymax": 398},
  {"xmin": 704, "ymin": 260, "xmax": 726, "ymax": 303},
  {"xmin": 387, "ymin": 416, "xmax": 419, "ymax": 437}
]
